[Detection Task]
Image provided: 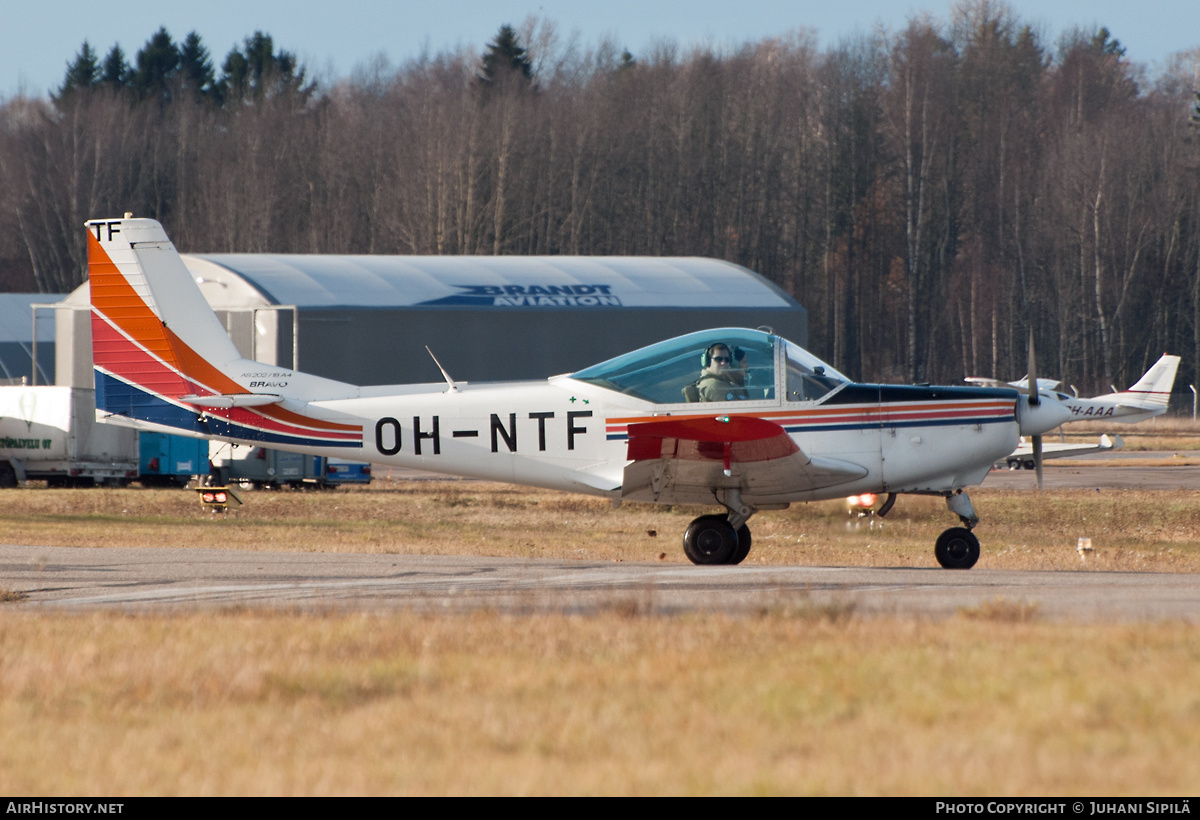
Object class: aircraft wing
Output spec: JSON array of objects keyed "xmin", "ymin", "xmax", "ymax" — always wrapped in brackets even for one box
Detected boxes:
[
  {"xmin": 1001, "ymin": 434, "xmax": 1123, "ymax": 468},
  {"xmin": 965, "ymin": 376, "xmax": 1062, "ymax": 391},
  {"xmin": 620, "ymin": 415, "xmax": 867, "ymax": 505},
  {"xmin": 964, "ymin": 377, "xmax": 1010, "ymax": 389}
]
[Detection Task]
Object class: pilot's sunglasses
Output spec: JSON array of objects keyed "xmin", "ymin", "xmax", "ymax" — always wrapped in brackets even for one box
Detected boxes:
[{"xmin": 712, "ymin": 356, "xmax": 731, "ymax": 363}]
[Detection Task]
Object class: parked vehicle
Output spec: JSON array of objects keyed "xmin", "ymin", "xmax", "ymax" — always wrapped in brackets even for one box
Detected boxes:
[
  {"xmin": 138, "ymin": 432, "xmax": 209, "ymax": 487},
  {"xmin": 210, "ymin": 444, "xmax": 371, "ymax": 489},
  {"xmin": 0, "ymin": 387, "xmax": 366, "ymax": 491},
  {"xmin": 0, "ymin": 386, "xmax": 137, "ymax": 487},
  {"xmin": 322, "ymin": 459, "xmax": 372, "ymax": 486}
]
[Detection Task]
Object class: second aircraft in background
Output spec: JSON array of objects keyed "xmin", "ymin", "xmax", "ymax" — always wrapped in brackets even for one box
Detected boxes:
[{"xmin": 967, "ymin": 354, "xmax": 1180, "ymax": 470}]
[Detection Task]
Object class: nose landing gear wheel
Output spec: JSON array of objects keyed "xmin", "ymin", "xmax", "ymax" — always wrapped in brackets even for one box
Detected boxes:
[
  {"xmin": 935, "ymin": 527, "xmax": 980, "ymax": 569},
  {"xmin": 683, "ymin": 514, "xmax": 739, "ymax": 565}
]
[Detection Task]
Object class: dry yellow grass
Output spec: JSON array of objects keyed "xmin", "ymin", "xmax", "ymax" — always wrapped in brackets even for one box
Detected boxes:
[
  {"xmin": 1060, "ymin": 415, "xmax": 1200, "ymax": 452},
  {"xmin": 1051, "ymin": 456, "xmax": 1200, "ymax": 467},
  {"xmin": 3, "ymin": 478, "xmax": 1200, "ymax": 795},
  {"xmin": 1, "ymin": 481, "xmax": 1198, "ymax": 572},
  {"xmin": 1, "ymin": 610, "xmax": 1198, "ymax": 796}
]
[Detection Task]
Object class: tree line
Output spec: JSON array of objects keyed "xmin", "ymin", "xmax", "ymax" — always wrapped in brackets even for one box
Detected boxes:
[
  {"xmin": 55, "ymin": 27, "xmax": 312, "ymax": 106},
  {"xmin": 2, "ymin": 2, "xmax": 1200, "ymax": 396}
]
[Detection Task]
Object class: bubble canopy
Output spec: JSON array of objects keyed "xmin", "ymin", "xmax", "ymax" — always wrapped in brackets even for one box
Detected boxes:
[{"xmin": 569, "ymin": 328, "xmax": 848, "ymax": 405}]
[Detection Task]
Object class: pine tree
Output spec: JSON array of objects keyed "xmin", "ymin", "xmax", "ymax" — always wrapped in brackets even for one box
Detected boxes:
[
  {"xmin": 57, "ymin": 41, "xmax": 99, "ymax": 97},
  {"xmin": 100, "ymin": 45, "xmax": 130, "ymax": 88},
  {"xmin": 1089, "ymin": 26, "xmax": 1125, "ymax": 57},
  {"xmin": 478, "ymin": 24, "xmax": 534, "ymax": 97},
  {"xmin": 178, "ymin": 32, "xmax": 216, "ymax": 100},
  {"xmin": 217, "ymin": 31, "xmax": 312, "ymax": 106},
  {"xmin": 132, "ymin": 27, "xmax": 181, "ymax": 102}
]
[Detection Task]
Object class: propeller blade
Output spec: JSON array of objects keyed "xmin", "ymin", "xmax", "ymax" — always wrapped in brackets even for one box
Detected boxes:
[
  {"xmin": 1014, "ymin": 331, "xmax": 1074, "ymax": 437},
  {"xmin": 1029, "ymin": 331, "xmax": 1045, "ymax": 488},
  {"xmin": 1027, "ymin": 329, "xmax": 1040, "ymax": 407},
  {"xmin": 1032, "ymin": 433, "xmax": 1044, "ymax": 490}
]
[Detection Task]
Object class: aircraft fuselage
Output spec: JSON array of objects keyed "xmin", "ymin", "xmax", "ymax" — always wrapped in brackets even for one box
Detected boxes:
[{"xmin": 297, "ymin": 380, "xmax": 1021, "ymax": 505}]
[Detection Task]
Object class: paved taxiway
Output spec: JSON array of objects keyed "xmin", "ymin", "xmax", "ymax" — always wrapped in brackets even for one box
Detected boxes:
[
  {"xmin": 6, "ymin": 459, "xmax": 1200, "ymax": 621},
  {"xmin": 5, "ymin": 543, "xmax": 1199, "ymax": 621},
  {"xmin": 983, "ymin": 451, "xmax": 1200, "ymax": 490}
]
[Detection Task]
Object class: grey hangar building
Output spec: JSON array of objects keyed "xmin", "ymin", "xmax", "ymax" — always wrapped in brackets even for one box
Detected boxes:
[{"xmin": 56, "ymin": 254, "xmax": 807, "ymax": 390}]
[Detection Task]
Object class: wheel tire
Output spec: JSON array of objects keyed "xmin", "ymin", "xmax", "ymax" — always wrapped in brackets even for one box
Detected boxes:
[
  {"xmin": 683, "ymin": 514, "xmax": 738, "ymax": 565},
  {"xmin": 0, "ymin": 462, "xmax": 16, "ymax": 488},
  {"xmin": 728, "ymin": 525, "xmax": 752, "ymax": 565},
  {"xmin": 935, "ymin": 527, "xmax": 980, "ymax": 569}
]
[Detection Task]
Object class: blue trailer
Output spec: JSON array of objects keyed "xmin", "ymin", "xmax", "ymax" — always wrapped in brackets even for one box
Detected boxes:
[{"xmin": 138, "ymin": 432, "xmax": 208, "ymax": 487}]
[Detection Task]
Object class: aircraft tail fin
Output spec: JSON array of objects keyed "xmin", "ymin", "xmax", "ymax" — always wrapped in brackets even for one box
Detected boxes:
[
  {"xmin": 88, "ymin": 219, "xmax": 244, "ymax": 402},
  {"xmin": 1120, "ymin": 354, "xmax": 1180, "ymax": 412},
  {"xmin": 87, "ymin": 217, "xmax": 363, "ymax": 449}
]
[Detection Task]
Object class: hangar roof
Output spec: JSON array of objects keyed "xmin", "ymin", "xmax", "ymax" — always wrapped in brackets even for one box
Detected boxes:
[{"xmin": 186, "ymin": 254, "xmax": 798, "ymax": 310}]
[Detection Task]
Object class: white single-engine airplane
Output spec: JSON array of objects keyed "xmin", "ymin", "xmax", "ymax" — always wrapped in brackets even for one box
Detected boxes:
[
  {"xmin": 86, "ymin": 217, "xmax": 1078, "ymax": 569},
  {"xmin": 966, "ymin": 355, "xmax": 1179, "ymax": 424},
  {"xmin": 967, "ymin": 355, "xmax": 1179, "ymax": 477}
]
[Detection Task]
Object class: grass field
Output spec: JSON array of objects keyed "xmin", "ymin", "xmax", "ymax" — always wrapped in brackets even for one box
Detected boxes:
[
  {"xmin": 2, "ymin": 611, "xmax": 1199, "ymax": 795},
  {"xmin": 1051, "ymin": 415, "xmax": 1200, "ymax": 452},
  {"xmin": 1, "ymin": 480, "xmax": 1199, "ymax": 572},
  {"xmin": 3, "ymin": 438, "xmax": 1200, "ymax": 794}
]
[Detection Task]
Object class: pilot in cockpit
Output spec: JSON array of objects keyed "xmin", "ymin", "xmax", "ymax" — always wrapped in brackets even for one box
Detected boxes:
[{"xmin": 684, "ymin": 342, "xmax": 750, "ymax": 402}]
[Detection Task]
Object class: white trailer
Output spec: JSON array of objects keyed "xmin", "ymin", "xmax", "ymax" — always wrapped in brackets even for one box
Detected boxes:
[{"xmin": 0, "ymin": 386, "xmax": 137, "ymax": 486}]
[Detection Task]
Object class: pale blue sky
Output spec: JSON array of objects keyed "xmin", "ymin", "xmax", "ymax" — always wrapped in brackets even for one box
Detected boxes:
[{"xmin": 3, "ymin": 0, "xmax": 1198, "ymax": 99}]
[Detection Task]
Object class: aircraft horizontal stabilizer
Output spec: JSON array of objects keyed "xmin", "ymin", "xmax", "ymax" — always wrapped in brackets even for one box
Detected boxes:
[
  {"xmin": 94, "ymin": 409, "xmax": 212, "ymax": 440},
  {"xmin": 179, "ymin": 393, "xmax": 282, "ymax": 409}
]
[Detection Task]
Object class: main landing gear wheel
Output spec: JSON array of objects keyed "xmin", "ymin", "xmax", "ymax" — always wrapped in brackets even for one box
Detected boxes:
[
  {"xmin": 729, "ymin": 525, "xmax": 752, "ymax": 565},
  {"xmin": 935, "ymin": 527, "xmax": 980, "ymax": 569},
  {"xmin": 683, "ymin": 514, "xmax": 739, "ymax": 565}
]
